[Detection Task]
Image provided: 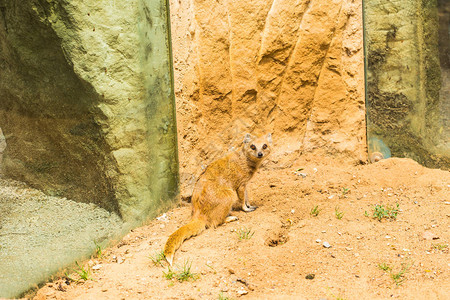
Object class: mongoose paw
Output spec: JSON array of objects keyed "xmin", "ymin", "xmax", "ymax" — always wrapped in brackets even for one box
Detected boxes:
[
  {"xmin": 243, "ymin": 205, "xmax": 257, "ymax": 212},
  {"xmin": 225, "ymin": 215, "xmax": 239, "ymax": 223}
]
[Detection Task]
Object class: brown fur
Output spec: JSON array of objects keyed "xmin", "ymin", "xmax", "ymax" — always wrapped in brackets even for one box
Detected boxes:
[{"xmin": 163, "ymin": 133, "xmax": 272, "ymax": 265}]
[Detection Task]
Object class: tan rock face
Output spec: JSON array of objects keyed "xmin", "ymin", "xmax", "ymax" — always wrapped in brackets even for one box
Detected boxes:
[{"xmin": 170, "ymin": 0, "xmax": 366, "ymax": 194}]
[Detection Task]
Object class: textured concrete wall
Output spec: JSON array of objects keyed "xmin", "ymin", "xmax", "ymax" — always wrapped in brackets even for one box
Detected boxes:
[
  {"xmin": 0, "ymin": 0, "xmax": 178, "ymax": 223},
  {"xmin": 170, "ymin": 0, "xmax": 366, "ymax": 195}
]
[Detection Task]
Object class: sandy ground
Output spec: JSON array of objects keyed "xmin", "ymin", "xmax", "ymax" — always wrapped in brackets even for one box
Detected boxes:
[{"xmin": 28, "ymin": 155, "xmax": 449, "ymax": 300}]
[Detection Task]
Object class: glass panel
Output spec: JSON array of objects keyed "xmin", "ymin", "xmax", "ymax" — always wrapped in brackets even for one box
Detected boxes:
[
  {"xmin": 363, "ymin": 0, "xmax": 450, "ymax": 168},
  {"xmin": 0, "ymin": 0, "xmax": 178, "ymax": 297}
]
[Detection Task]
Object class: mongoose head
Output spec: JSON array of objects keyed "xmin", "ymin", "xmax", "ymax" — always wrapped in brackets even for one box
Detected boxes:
[{"xmin": 242, "ymin": 133, "xmax": 272, "ymax": 162}]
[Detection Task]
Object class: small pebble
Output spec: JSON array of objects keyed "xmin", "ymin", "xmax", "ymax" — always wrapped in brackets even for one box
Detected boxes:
[
  {"xmin": 305, "ymin": 273, "xmax": 315, "ymax": 280},
  {"xmin": 323, "ymin": 242, "xmax": 331, "ymax": 248},
  {"xmin": 316, "ymin": 239, "xmax": 322, "ymax": 243},
  {"xmin": 237, "ymin": 287, "xmax": 248, "ymax": 295}
]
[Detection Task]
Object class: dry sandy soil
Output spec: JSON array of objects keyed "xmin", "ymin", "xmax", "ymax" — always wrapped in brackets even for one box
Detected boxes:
[{"xmin": 30, "ymin": 155, "xmax": 449, "ymax": 300}]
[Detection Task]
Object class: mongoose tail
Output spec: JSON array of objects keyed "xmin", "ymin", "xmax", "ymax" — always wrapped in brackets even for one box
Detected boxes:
[{"xmin": 164, "ymin": 218, "xmax": 207, "ymax": 266}]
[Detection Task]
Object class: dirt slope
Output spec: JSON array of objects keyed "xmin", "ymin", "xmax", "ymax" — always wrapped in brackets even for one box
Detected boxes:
[{"xmin": 33, "ymin": 156, "xmax": 449, "ymax": 300}]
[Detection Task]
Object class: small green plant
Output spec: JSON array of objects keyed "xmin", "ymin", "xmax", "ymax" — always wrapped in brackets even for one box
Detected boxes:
[
  {"xmin": 163, "ymin": 260, "xmax": 199, "ymax": 282},
  {"xmin": 378, "ymin": 261, "xmax": 412, "ymax": 286},
  {"xmin": 237, "ymin": 227, "xmax": 255, "ymax": 240},
  {"xmin": 371, "ymin": 203, "xmax": 399, "ymax": 221},
  {"xmin": 364, "ymin": 210, "xmax": 369, "ymax": 217},
  {"xmin": 390, "ymin": 262, "xmax": 411, "ymax": 285},
  {"xmin": 94, "ymin": 241, "xmax": 103, "ymax": 259},
  {"xmin": 163, "ymin": 266, "xmax": 176, "ymax": 280},
  {"xmin": 149, "ymin": 250, "xmax": 166, "ymax": 267},
  {"xmin": 206, "ymin": 261, "xmax": 217, "ymax": 274},
  {"xmin": 342, "ymin": 187, "xmax": 350, "ymax": 196},
  {"xmin": 66, "ymin": 261, "xmax": 92, "ymax": 282},
  {"xmin": 432, "ymin": 243, "xmax": 448, "ymax": 251},
  {"xmin": 378, "ymin": 262, "xmax": 391, "ymax": 272},
  {"xmin": 327, "ymin": 288, "xmax": 347, "ymax": 300},
  {"xmin": 75, "ymin": 261, "xmax": 91, "ymax": 281},
  {"xmin": 218, "ymin": 292, "xmax": 232, "ymax": 300},
  {"xmin": 335, "ymin": 206, "xmax": 344, "ymax": 219},
  {"xmin": 176, "ymin": 260, "xmax": 199, "ymax": 282},
  {"xmin": 310, "ymin": 205, "xmax": 320, "ymax": 217}
]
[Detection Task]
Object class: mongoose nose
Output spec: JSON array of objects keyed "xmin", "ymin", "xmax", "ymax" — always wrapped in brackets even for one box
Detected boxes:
[{"xmin": 258, "ymin": 152, "xmax": 263, "ymax": 157}]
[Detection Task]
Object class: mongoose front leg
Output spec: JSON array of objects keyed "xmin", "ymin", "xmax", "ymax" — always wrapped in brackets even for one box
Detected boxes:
[{"xmin": 237, "ymin": 185, "xmax": 257, "ymax": 212}]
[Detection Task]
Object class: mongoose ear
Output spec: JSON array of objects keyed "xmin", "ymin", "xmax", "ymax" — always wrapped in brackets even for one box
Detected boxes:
[
  {"xmin": 266, "ymin": 133, "xmax": 272, "ymax": 143},
  {"xmin": 243, "ymin": 133, "xmax": 252, "ymax": 144}
]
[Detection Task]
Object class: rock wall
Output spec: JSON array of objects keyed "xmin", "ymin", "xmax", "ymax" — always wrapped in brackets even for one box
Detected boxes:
[
  {"xmin": 170, "ymin": 0, "xmax": 366, "ymax": 194},
  {"xmin": 364, "ymin": 0, "xmax": 449, "ymax": 169},
  {"xmin": 0, "ymin": 127, "xmax": 5, "ymax": 174},
  {"xmin": 0, "ymin": 0, "xmax": 179, "ymax": 224},
  {"xmin": 0, "ymin": 0, "xmax": 366, "ymax": 217}
]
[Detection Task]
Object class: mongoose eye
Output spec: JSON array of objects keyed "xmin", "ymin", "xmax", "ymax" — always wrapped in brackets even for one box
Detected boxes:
[
  {"xmin": 250, "ymin": 144, "xmax": 256, "ymax": 150},
  {"xmin": 262, "ymin": 144, "xmax": 267, "ymax": 149}
]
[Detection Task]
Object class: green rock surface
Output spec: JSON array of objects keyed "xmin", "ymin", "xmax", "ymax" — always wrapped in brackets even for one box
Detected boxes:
[
  {"xmin": 0, "ymin": 0, "xmax": 179, "ymax": 223},
  {"xmin": 0, "ymin": 0, "xmax": 178, "ymax": 297}
]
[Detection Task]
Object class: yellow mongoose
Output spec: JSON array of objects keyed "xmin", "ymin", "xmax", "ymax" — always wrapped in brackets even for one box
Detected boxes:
[{"xmin": 164, "ymin": 133, "xmax": 272, "ymax": 265}]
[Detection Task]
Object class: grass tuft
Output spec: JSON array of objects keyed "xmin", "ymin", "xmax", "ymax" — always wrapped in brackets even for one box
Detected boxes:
[
  {"xmin": 163, "ymin": 260, "xmax": 199, "ymax": 282},
  {"xmin": 65, "ymin": 261, "xmax": 92, "ymax": 282},
  {"xmin": 218, "ymin": 292, "xmax": 233, "ymax": 300},
  {"xmin": 378, "ymin": 261, "xmax": 412, "ymax": 285},
  {"xmin": 149, "ymin": 250, "xmax": 166, "ymax": 267},
  {"xmin": 367, "ymin": 203, "xmax": 399, "ymax": 221},
  {"xmin": 390, "ymin": 262, "xmax": 411, "ymax": 285},
  {"xmin": 237, "ymin": 227, "xmax": 255, "ymax": 240},
  {"xmin": 378, "ymin": 262, "xmax": 391, "ymax": 272},
  {"xmin": 335, "ymin": 206, "xmax": 344, "ymax": 220},
  {"xmin": 310, "ymin": 205, "xmax": 320, "ymax": 217},
  {"xmin": 94, "ymin": 241, "xmax": 103, "ymax": 259}
]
